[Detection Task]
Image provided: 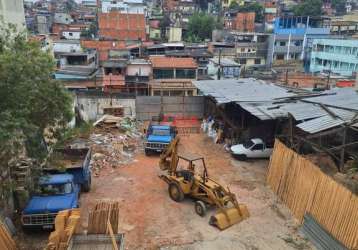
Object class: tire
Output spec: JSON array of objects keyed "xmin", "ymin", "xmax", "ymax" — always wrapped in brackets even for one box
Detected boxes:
[
  {"xmin": 237, "ymin": 154, "xmax": 247, "ymax": 161},
  {"xmin": 168, "ymin": 182, "xmax": 184, "ymax": 202},
  {"xmin": 145, "ymin": 148, "xmax": 151, "ymax": 156},
  {"xmin": 195, "ymin": 201, "xmax": 207, "ymax": 217},
  {"xmin": 82, "ymin": 175, "xmax": 91, "ymax": 192}
]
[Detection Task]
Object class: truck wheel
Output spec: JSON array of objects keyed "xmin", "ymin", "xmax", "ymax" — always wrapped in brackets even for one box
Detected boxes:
[
  {"xmin": 195, "ymin": 201, "xmax": 207, "ymax": 217},
  {"xmin": 145, "ymin": 149, "xmax": 151, "ymax": 156},
  {"xmin": 82, "ymin": 175, "xmax": 91, "ymax": 192},
  {"xmin": 168, "ymin": 182, "xmax": 184, "ymax": 202}
]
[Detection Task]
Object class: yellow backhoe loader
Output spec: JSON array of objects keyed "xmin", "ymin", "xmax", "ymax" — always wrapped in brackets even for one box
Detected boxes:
[{"xmin": 159, "ymin": 137, "xmax": 249, "ymax": 230}]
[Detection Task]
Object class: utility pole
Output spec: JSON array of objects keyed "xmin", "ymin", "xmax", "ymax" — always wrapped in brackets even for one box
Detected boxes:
[
  {"xmin": 285, "ymin": 68, "xmax": 289, "ymax": 85},
  {"xmin": 217, "ymin": 49, "xmax": 222, "ymax": 80},
  {"xmin": 326, "ymin": 63, "xmax": 332, "ymax": 89}
]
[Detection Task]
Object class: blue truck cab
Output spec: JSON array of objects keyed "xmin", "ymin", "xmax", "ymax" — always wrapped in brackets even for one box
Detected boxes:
[
  {"xmin": 21, "ymin": 147, "xmax": 91, "ymax": 229},
  {"xmin": 144, "ymin": 124, "xmax": 176, "ymax": 155}
]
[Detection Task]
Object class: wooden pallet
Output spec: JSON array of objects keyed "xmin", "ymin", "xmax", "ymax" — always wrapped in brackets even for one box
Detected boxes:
[{"xmin": 0, "ymin": 223, "xmax": 17, "ymax": 250}]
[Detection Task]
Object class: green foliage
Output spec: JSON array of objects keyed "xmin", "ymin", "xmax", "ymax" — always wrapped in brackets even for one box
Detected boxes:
[
  {"xmin": 292, "ymin": 0, "xmax": 323, "ymax": 16},
  {"xmin": 185, "ymin": 13, "xmax": 220, "ymax": 42},
  {"xmin": 238, "ymin": 3, "xmax": 264, "ymax": 23},
  {"xmin": 64, "ymin": 0, "xmax": 77, "ymax": 12},
  {"xmin": 0, "ymin": 23, "xmax": 73, "ymax": 178},
  {"xmin": 229, "ymin": 0, "xmax": 239, "ymax": 10},
  {"xmin": 81, "ymin": 22, "xmax": 97, "ymax": 38},
  {"xmin": 331, "ymin": 0, "xmax": 346, "ymax": 14},
  {"xmin": 55, "ymin": 122, "xmax": 93, "ymax": 148}
]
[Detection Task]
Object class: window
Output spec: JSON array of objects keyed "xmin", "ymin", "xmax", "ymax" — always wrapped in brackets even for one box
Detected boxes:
[
  {"xmin": 243, "ymin": 140, "xmax": 254, "ymax": 149},
  {"xmin": 252, "ymin": 144, "xmax": 264, "ymax": 150},
  {"xmin": 153, "ymin": 69, "xmax": 174, "ymax": 79},
  {"xmin": 276, "ymin": 54, "xmax": 285, "ymax": 60},
  {"xmin": 279, "ymin": 41, "xmax": 286, "ymax": 46},
  {"xmin": 152, "ymin": 129, "xmax": 170, "ymax": 136},
  {"xmin": 153, "ymin": 90, "xmax": 161, "ymax": 96},
  {"xmin": 69, "ymin": 32, "xmax": 73, "ymax": 36},
  {"xmin": 170, "ymin": 90, "xmax": 183, "ymax": 96},
  {"xmin": 254, "ymin": 59, "xmax": 261, "ymax": 64},
  {"xmin": 239, "ymin": 58, "xmax": 247, "ymax": 64},
  {"xmin": 187, "ymin": 90, "xmax": 193, "ymax": 96},
  {"xmin": 38, "ymin": 183, "xmax": 73, "ymax": 195},
  {"xmin": 176, "ymin": 69, "xmax": 196, "ymax": 79}
]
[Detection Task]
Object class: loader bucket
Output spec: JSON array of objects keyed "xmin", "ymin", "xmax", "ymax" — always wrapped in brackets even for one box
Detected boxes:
[{"xmin": 209, "ymin": 204, "xmax": 249, "ymax": 230}]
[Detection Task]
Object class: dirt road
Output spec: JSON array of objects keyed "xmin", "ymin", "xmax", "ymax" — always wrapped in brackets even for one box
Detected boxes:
[{"xmin": 79, "ymin": 133, "xmax": 312, "ymax": 250}]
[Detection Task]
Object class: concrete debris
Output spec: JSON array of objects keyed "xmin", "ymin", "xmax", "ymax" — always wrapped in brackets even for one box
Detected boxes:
[
  {"xmin": 89, "ymin": 118, "xmax": 143, "ymax": 176},
  {"xmin": 93, "ymin": 115, "xmax": 122, "ymax": 128}
]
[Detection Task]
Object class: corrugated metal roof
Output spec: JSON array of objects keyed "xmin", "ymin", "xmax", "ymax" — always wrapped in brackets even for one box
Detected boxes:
[
  {"xmin": 240, "ymin": 102, "xmax": 326, "ymax": 121},
  {"xmin": 303, "ymin": 88, "xmax": 358, "ymax": 111},
  {"xmin": 193, "ymin": 79, "xmax": 296, "ymax": 103},
  {"xmin": 296, "ymin": 107, "xmax": 358, "ymax": 134}
]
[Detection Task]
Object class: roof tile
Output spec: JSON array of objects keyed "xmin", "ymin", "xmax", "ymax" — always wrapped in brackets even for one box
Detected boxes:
[{"xmin": 149, "ymin": 56, "xmax": 198, "ymax": 69}]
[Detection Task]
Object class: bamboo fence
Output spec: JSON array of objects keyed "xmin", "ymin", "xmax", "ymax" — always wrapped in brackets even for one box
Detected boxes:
[
  {"xmin": 87, "ymin": 201, "xmax": 120, "ymax": 234},
  {"xmin": 267, "ymin": 139, "xmax": 358, "ymax": 249}
]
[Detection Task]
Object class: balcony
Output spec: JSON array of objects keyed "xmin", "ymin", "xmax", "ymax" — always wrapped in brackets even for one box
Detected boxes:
[{"xmin": 125, "ymin": 75, "xmax": 150, "ymax": 83}]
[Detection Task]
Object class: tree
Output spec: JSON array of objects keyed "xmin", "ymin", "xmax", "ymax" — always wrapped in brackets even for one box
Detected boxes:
[
  {"xmin": 292, "ymin": 0, "xmax": 323, "ymax": 16},
  {"xmin": 81, "ymin": 22, "xmax": 97, "ymax": 38},
  {"xmin": 229, "ymin": 0, "xmax": 239, "ymax": 10},
  {"xmin": 0, "ymin": 24, "xmax": 73, "ymax": 201},
  {"xmin": 186, "ymin": 13, "xmax": 220, "ymax": 42},
  {"xmin": 238, "ymin": 3, "xmax": 264, "ymax": 23},
  {"xmin": 331, "ymin": 0, "xmax": 346, "ymax": 15}
]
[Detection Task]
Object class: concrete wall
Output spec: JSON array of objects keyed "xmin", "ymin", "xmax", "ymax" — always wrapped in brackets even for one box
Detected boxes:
[
  {"xmin": 136, "ymin": 96, "xmax": 204, "ymax": 121},
  {"xmin": 54, "ymin": 41, "xmax": 82, "ymax": 53},
  {"xmin": 0, "ymin": 0, "xmax": 25, "ymax": 31},
  {"xmin": 62, "ymin": 31, "xmax": 81, "ymax": 40},
  {"xmin": 127, "ymin": 64, "xmax": 152, "ymax": 76},
  {"xmin": 75, "ymin": 92, "xmax": 136, "ymax": 122}
]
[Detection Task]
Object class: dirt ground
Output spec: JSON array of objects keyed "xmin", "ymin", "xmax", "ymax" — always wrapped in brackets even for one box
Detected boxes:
[
  {"xmin": 78, "ymin": 133, "xmax": 312, "ymax": 250},
  {"xmin": 16, "ymin": 132, "xmax": 312, "ymax": 250}
]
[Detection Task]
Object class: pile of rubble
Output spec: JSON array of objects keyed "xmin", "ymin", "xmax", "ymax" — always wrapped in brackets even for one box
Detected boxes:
[{"xmin": 90, "ymin": 116, "xmax": 143, "ymax": 176}]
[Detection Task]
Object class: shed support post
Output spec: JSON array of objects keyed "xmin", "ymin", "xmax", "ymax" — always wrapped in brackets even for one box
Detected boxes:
[{"xmin": 340, "ymin": 126, "xmax": 347, "ymax": 172}]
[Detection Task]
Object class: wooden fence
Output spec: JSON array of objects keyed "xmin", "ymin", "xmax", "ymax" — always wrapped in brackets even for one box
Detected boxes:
[{"xmin": 267, "ymin": 140, "xmax": 358, "ymax": 249}]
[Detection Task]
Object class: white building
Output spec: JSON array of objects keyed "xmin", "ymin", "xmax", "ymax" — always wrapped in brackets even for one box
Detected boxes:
[
  {"xmin": 53, "ymin": 40, "xmax": 82, "ymax": 54},
  {"xmin": 61, "ymin": 30, "xmax": 81, "ymax": 40},
  {"xmin": 0, "ymin": 0, "xmax": 26, "ymax": 31},
  {"xmin": 101, "ymin": 0, "xmax": 146, "ymax": 14},
  {"xmin": 54, "ymin": 13, "xmax": 74, "ymax": 25}
]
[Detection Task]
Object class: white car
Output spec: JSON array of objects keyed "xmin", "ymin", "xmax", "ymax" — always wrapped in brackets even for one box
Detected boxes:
[{"xmin": 230, "ymin": 138, "xmax": 273, "ymax": 160}]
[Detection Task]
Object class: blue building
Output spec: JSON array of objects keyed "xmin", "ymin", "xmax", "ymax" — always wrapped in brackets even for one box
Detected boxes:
[
  {"xmin": 310, "ymin": 38, "xmax": 358, "ymax": 77},
  {"xmin": 268, "ymin": 16, "xmax": 331, "ymax": 71}
]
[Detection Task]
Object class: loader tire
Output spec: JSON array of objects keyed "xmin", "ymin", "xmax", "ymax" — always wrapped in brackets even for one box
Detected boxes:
[
  {"xmin": 168, "ymin": 182, "xmax": 184, "ymax": 202},
  {"xmin": 195, "ymin": 201, "xmax": 207, "ymax": 217}
]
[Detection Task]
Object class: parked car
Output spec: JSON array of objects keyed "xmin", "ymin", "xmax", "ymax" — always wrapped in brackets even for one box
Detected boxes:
[
  {"xmin": 21, "ymin": 147, "xmax": 92, "ymax": 230},
  {"xmin": 230, "ymin": 138, "xmax": 273, "ymax": 160}
]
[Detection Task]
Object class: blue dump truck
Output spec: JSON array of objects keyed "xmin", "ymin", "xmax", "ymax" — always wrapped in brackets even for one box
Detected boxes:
[
  {"xmin": 144, "ymin": 124, "xmax": 177, "ymax": 155},
  {"xmin": 21, "ymin": 147, "xmax": 92, "ymax": 230}
]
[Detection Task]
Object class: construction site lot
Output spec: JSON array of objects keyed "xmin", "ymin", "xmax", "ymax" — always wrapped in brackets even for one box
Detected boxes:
[
  {"xmin": 16, "ymin": 131, "xmax": 312, "ymax": 250},
  {"xmin": 79, "ymin": 133, "xmax": 311, "ymax": 250}
]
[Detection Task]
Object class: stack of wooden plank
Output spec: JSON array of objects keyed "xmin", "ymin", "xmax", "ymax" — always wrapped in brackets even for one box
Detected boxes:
[
  {"xmin": 46, "ymin": 209, "xmax": 81, "ymax": 250},
  {"xmin": 0, "ymin": 223, "xmax": 17, "ymax": 250},
  {"xmin": 87, "ymin": 201, "xmax": 120, "ymax": 234}
]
